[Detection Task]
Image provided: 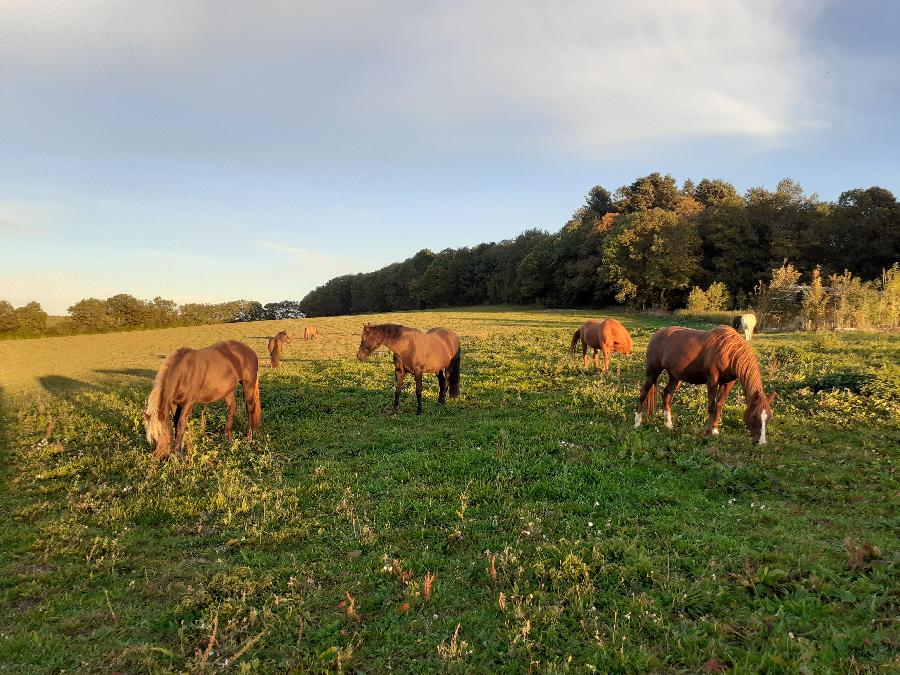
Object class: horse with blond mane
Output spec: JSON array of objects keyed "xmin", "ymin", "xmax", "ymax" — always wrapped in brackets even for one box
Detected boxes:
[
  {"xmin": 571, "ymin": 318, "xmax": 633, "ymax": 373},
  {"xmin": 732, "ymin": 313, "xmax": 757, "ymax": 341},
  {"xmin": 268, "ymin": 330, "xmax": 289, "ymax": 368},
  {"xmin": 357, "ymin": 323, "xmax": 460, "ymax": 414},
  {"xmin": 144, "ymin": 340, "xmax": 261, "ymax": 459},
  {"xmin": 635, "ymin": 326, "xmax": 775, "ymax": 443},
  {"xmin": 304, "ymin": 326, "xmax": 319, "ymax": 340}
]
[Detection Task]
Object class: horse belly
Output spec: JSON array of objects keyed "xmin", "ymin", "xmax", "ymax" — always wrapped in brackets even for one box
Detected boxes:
[{"xmin": 197, "ymin": 380, "xmax": 238, "ymax": 403}]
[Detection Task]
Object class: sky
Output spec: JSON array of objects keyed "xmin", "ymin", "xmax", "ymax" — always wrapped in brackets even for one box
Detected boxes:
[{"xmin": 1, "ymin": 1, "xmax": 898, "ymax": 314}]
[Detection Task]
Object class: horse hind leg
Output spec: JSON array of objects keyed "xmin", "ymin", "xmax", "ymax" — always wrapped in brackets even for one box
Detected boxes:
[{"xmin": 636, "ymin": 369, "xmax": 661, "ymax": 427}]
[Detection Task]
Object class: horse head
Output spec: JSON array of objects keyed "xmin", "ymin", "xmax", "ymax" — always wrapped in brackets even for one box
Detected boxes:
[
  {"xmin": 357, "ymin": 324, "xmax": 379, "ymax": 361},
  {"xmin": 744, "ymin": 391, "xmax": 776, "ymax": 444}
]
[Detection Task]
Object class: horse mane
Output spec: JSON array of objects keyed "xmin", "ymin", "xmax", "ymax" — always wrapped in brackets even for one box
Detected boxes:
[
  {"xmin": 708, "ymin": 327, "xmax": 764, "ymax": 402},
  {"xmin": 368, "ymin": 323, "xmax": 405, "ymax": 341},
  {"xmin": 144, "ymin": 348, "xmax": 190, "ymax": 448}
]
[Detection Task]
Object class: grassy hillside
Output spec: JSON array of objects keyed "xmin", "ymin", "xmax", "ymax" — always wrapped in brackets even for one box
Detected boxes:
[{"xmin": 1, "ymin": 308, "xmax": 897, "ymax": 672}]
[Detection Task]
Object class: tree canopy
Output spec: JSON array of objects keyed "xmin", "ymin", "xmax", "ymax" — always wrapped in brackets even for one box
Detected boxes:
[{"xmin": 299, "ymin": 173, "xmax": 899, "ymax": 315}]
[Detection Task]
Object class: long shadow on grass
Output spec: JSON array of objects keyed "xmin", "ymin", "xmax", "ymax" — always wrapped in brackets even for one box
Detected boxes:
[
  {"xmin": 38, "ymin": 375, "xmax": 96, "ymax": 396},
  {"xmin": 93, "ymin": 368, "xmax": 157, "ymax": 379}
]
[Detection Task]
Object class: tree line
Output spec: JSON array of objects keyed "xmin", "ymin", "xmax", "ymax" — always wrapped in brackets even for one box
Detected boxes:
[
  {"xmin": 299, "ymin": 173, "xmax": 900, "ymax": 316},
  {"xmin": 0, "ymin": 296, "xmax": 305, "ymax": 339}
]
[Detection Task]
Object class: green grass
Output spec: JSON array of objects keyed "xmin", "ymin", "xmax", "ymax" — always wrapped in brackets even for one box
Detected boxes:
[{"xmin": 1, "ymin": 308, "xmax": 897, "ymax": 672}]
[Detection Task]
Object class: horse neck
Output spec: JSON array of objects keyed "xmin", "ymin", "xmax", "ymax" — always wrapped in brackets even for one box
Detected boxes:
[
  {"xmin": 378, "ymin": 331, "xmax": 404, "ymax": 353},
  {"xmin": 732, "ymin": 350, "xmax": 764, "ymax": 404}
]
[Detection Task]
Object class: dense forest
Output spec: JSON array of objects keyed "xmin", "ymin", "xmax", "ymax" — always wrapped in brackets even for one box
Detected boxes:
[
  {"xmin": 298, "ymin": 174, "xmax": 900, "ymax": 317},
  {"xmin": 0, "ymin": 297, "xmax": 305, "ymax": 339}
]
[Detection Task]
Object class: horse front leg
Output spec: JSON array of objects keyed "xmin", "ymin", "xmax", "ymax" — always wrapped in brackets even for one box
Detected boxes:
[
  {"xmin": 662, "ymin": 377, "xmax": 681, "ymax": 429},
  {"xmin": 174, "ymin": 401, "xmax": 195, "ymax": 452},
  {"xmin": 393, "ymin": 357, "xmax": 405, "ymax": 413},
  {"xmin": 711, "ymin": 380, "xmax": 736, "ymax": 435},
  {"xmin": 224, "ymin": 392, "xmax": 236, "ymax": 440},
  {"xmin": 414, "ymin": 370, "xmax": 424, "ymax": 415},
  {"xmin": 593, "ymin": 349, "xmax": 600, "ymax": 372},
  {"xmin": 602, "ymin": 348, "xmax": 611, "ymax": 374},
  {"xmin": 705, "ymin": 381, "xmax": 719, "ymax": 435}
]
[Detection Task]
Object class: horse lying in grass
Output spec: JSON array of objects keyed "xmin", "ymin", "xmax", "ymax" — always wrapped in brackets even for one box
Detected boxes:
[
  {"xmin": 571, "ymin": 318, "xmax": 633, "ymax": 373},
  {"xmin": 145, "ymin": 340, "xmax": 261, "ymax": 459},
  {"xmin": 732, "ymin": 313, "xmax": 757, "ymax": 341},
  {"xmin": 635, "ymin": 325, "xmax": 775, "ymax": 443},
  {"xmin": 268, "ymin": 331, "xmax": 289, "ymax": 368},
  {"xmin": 356, "ymin": 323, "xmax": 460, "ymax": 415}
]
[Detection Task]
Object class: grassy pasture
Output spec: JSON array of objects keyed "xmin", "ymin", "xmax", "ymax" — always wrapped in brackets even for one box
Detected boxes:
[{"xmin": 0, "ymin": 308, "xmax": 897, "ymax": 673}]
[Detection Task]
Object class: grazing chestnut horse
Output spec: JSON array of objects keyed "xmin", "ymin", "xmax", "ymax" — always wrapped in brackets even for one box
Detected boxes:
[
  {"xmin": 144, "ymin": 340, "xmax": 261, "ymax": 459},
  {"xmin": 356, "ymin": 323, "xmax": 460, "ymax": 414},
  {"xmin": 304, "ymin": 326, "xmax": 319, "ymax": 340},
  {"xmin": 268, "ymin": 330, "xmax": 289, "ymax": 368},
  {"xmin": 732, "ymin": 313, "xmax": 757, "ymax": 341},
  {"xmin": 571, "ymin": 318, "xmax": 633, "ymax": 373},
  {"xmin": 635, "ymin": 326, "xmax": 775, "ymax": 443}
]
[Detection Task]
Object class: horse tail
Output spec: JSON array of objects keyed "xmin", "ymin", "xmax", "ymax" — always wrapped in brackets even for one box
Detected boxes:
[
  {"xmin": 145, "ymin": 353, "xmax": 179, "ymax": 457},
  {"xmin": 448, "ymin": 346, "xmax": 461, "ymax": 398},
  {"xmin": 642, "ymin": 382, "xmax": 657, "ymax": 417},
  {"xmin": 571, "ymin": 328, "xmax": 582, "ymax": 356}
]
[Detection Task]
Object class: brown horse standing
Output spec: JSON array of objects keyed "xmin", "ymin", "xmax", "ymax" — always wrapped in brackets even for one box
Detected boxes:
[
  {"xmin": 268, "ymin": 330, "xmax": 289, "ymax": 368},
  {"xmin": 356, "ymin": 323, "xmax": 461, "ymax": 414},
  {"xmin": 304, "ymin": 326, "xmax": 319, "ymax": 340},
  {"xmin": 571, "ymin": 319, "xmax": 633, "ymax": 373},
  {"xmin": 144, "ymin": 340, "xmax": 261, "ymax": 459},
  {"xmin": 635, "ymin": 326, "xmax": 775, "ymax": 443}
]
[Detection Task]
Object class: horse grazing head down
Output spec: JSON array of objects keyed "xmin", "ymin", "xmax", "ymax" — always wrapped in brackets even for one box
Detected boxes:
[{"xmin": 744, "ymin": 390, "xmax": 776, "ymax": 444}]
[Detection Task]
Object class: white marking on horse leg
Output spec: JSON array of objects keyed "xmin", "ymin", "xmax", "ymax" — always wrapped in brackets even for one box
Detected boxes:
[
  {"xmin": 758, "ymin": 410, "xmax": 767, "ymax": 444},
  {"xmin": 634, "ymin": 412, "xmax": 643, "ymax": 428},
  {"xmin": 711, "ymin": 427, "xmax": 719, "ymax": 436},
  {"xmin": 664, "ymin": 410, "xmax": 673, "ymax": 429}
]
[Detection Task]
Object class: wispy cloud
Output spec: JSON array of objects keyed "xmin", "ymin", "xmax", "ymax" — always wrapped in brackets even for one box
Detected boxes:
[
  {"xmin": 0, "ymin": 1, "xmax": 832, "ymax": 162},
  {"xmin": 257, "ymin": 240, "xmax": 346, "ymax": 262}
]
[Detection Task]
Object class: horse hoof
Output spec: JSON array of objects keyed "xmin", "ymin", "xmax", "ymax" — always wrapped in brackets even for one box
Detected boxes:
[
  {"xmin": 711, "ymin": 427, "xmax": 719, "ymax": 436},
  {"xmin": 634, "ymin": 412, "xmax": 643, "ymax": 428}
]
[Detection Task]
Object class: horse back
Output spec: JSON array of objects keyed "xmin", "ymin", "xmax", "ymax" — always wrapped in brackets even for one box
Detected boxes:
[
  {"xmin": 195, "ymin": 341, "xmax": 259, "ymax": 392},
  {"xmin": 423, "ymin": 327, "xmax": 460, "ymax": 370},
  {"xmin": 647, "ymin": 327, "xmax": 710, "ymax": 383}
]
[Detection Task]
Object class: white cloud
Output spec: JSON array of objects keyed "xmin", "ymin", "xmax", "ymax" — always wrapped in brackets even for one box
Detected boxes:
[{"xmin": 0, "ymin": 1, "xmax": 829, "ymax": 161}]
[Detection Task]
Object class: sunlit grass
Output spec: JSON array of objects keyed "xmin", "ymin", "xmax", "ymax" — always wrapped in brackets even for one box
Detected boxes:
[{"xmin": 1, "ymin": 308, "xmax": 897, "ymax": 672}]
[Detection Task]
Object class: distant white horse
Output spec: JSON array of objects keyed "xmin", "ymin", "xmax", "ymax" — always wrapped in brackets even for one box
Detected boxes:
[{"xmin": 732, "ymin": 313, "xmax": 757, "ymax": 341}]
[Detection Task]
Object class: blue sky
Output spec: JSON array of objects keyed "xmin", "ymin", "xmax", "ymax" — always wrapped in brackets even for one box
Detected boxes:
[{"xmin": 1, "ymin": 1, "xmax": 898, "ymax": 313}]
